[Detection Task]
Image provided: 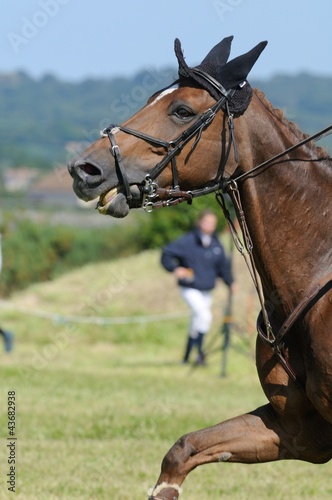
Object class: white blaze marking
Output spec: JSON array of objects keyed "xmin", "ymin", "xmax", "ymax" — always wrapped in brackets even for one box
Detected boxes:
[{"xmin": 150, "ymin": 86, "xmax": 178, "ymax": 106}]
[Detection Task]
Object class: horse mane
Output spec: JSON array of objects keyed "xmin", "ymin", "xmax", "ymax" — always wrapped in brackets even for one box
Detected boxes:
[{"xmin": 253, "ymin": 88, "xmax": 330, "ymax": 161}]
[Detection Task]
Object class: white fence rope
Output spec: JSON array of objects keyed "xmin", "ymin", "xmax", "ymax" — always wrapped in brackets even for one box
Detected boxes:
[{"xmin": 0, "ymin": 300, "xmax": 188, "ymax": 325}]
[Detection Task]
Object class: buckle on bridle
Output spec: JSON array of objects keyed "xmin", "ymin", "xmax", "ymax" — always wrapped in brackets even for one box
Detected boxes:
[
  {"xmin": 111, "ymin": 144, "xmax": 120, "ymax": 156},
  {"xmin": 141, "ymin": 175, "xmax": 159, "ymax": 211}
]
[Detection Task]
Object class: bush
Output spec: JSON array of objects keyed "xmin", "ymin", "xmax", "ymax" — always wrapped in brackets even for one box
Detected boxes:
[
  {"xmin": 0, "ymin": 194, "xmax": 231, "ymax": 295},
  {"xmin": 0, "ymin": 216, "xmax": 139, "ymax": 295}
]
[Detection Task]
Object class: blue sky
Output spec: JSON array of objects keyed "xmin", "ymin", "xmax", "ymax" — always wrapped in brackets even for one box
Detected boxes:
[{"xmin": 1, "ymin": 0, "xmax": 331, "ymax": 82}]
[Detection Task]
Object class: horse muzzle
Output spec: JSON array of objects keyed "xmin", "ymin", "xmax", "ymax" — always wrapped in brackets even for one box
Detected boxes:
[{"xmin": 68, "ymin": 157, "xmax": 143, "ymax": 217}]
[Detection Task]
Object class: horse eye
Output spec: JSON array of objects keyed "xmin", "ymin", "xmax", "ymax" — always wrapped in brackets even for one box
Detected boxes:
[{"xmin": 174, "ymin": 106, "xmax": 195, "ymax": 120}]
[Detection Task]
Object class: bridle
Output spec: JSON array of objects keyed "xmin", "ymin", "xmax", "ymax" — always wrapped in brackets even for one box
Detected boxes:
[
  {"xmin": 100, "ymin": 72, "xmax": 332, "ymax": 212},
  {"xmin": 99, "ymin": 74, "xmax": 238, "ymax": 212}
]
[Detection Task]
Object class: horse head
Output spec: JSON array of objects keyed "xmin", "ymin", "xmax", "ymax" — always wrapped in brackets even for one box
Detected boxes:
[{"xmin": 68, "ymin": 37, "xmax": 267, "ymax": 217}]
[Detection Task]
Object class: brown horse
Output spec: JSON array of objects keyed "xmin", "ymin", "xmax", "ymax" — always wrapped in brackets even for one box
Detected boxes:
[{"xmin": 68, "ymin": 37, "xmax": 332, "ymax": 499}]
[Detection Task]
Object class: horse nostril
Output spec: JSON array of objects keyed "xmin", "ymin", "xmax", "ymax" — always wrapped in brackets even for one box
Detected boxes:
[
  {"xmin": 79, "ymin": 163, "xmax": 101, "ymax": 176},
  {"xmin": 68, "ymin": 159, "xmax": 104, "ymax": 183}
]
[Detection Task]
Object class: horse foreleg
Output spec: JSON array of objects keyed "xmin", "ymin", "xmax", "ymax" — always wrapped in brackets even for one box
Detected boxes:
[{"xmin": 148, "ymin": 403, "xmax": 284, "ymax": 500}]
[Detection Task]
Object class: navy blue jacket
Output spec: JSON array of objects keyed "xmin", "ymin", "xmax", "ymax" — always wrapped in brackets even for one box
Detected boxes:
[{"xmin": 161, "ymin": 227, "xmax": 233, "ymax": 291}]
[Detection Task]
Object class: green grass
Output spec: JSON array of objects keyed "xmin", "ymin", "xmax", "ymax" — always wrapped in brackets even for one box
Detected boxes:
[{"xmin": 0, "ymin": 250, "xmax": 331, "ymax": 499}]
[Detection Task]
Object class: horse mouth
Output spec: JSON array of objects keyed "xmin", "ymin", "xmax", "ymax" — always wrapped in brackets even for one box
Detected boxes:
[
  {"xmin": 97, "ymin": 187, "xmax": 121, "ymax": 213},
  {"xmin": 96, "ymin": 184, "xmax": 142, "ymax": 218}
]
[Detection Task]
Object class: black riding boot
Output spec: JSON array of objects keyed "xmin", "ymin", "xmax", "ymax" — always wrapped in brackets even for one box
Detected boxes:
[
  {"xmin": 195, "ymin": 332, "xmax": 206, "ymax": 365},
  {"xmin": 183, "ymin": 336, "xmax": 196, "ymax": 363}
]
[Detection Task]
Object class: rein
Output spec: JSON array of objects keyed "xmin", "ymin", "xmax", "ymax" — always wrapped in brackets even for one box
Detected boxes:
[
  {"xmin": 231, "ymin": 123, "xmax": 332, "ymax": 184},
  {"xmin": 215, "ymin": 128, "xmax": 332, "ymax": 389},
  {"xmin": 216, "ymin": 181, "xmax": 332, "ymax": 390}
]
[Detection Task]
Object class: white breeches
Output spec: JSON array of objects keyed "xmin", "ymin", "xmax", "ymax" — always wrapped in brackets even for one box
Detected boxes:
[{"xmin": 180, "ymin": 287, "xmax": 212, "ymax": 338}]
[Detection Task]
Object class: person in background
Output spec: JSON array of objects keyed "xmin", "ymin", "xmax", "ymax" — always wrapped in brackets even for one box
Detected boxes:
[
  {"xmin": 0, "ymin": 234, "xmax": 14, "ymax": 352},
  {"xmin": 161, "ymin": 209, "xmax": 234, "ymax": 365},
  {"xmin": 0, "ymin": 328, "xmax": 13, "ymax": 352}
]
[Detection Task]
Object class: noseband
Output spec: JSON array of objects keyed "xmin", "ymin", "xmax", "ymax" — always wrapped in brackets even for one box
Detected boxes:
[{"xmin": 99, "ymin": 76, "xmax": 238, "ymax": 213}]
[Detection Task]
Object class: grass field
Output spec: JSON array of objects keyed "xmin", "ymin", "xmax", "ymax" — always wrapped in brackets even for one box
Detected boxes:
[{"xmin": 0, "ymin": 249, "xmax": 331, "ymax": 499}]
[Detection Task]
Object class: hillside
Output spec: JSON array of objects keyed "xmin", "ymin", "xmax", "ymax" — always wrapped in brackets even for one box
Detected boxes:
[
  {"xmin": 1, "ymin": 70, "xmax": 331, "ymax": 172},
  {"xmin": 0, "ymin": 249, "xmax": 331, "ymax": 499},
  {"xmin": 0, "ymin": 68, "xmax": 175, "ymax": 169}
]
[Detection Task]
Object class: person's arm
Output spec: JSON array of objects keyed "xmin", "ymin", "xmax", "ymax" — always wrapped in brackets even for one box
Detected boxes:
[
  {"xmin": 161, "ymin": 244, "xmax": 180, "ymax": 272},
  {"xmin": 161, "ymin": 237, "xmax": 194, "ymax": 281}
]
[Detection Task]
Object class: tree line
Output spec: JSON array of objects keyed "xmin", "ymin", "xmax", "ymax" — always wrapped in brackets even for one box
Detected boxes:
[{"xmin": 0, "ymin": 69, "xmax": 331, "ymax": 172}]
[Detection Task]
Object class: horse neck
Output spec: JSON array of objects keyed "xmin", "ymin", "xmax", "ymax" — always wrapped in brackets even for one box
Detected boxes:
[{"xmin": 235, "ymin": 91, "xmax": 332, "ymax": 316}]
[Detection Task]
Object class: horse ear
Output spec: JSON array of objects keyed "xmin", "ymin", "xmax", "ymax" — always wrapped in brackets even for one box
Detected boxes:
[
  {"xmin": 217, "ymin": 41, "xmax": 268, "ymax": 89},
  {"xmin": 200, "ymin": 36, "xmax": 234, "ymax": 66}
]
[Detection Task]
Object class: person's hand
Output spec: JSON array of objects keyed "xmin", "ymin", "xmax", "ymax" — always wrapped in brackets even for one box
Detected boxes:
[{"xmin": 174, "ymin": 267, "xmax": 194, "ymax": 280}]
